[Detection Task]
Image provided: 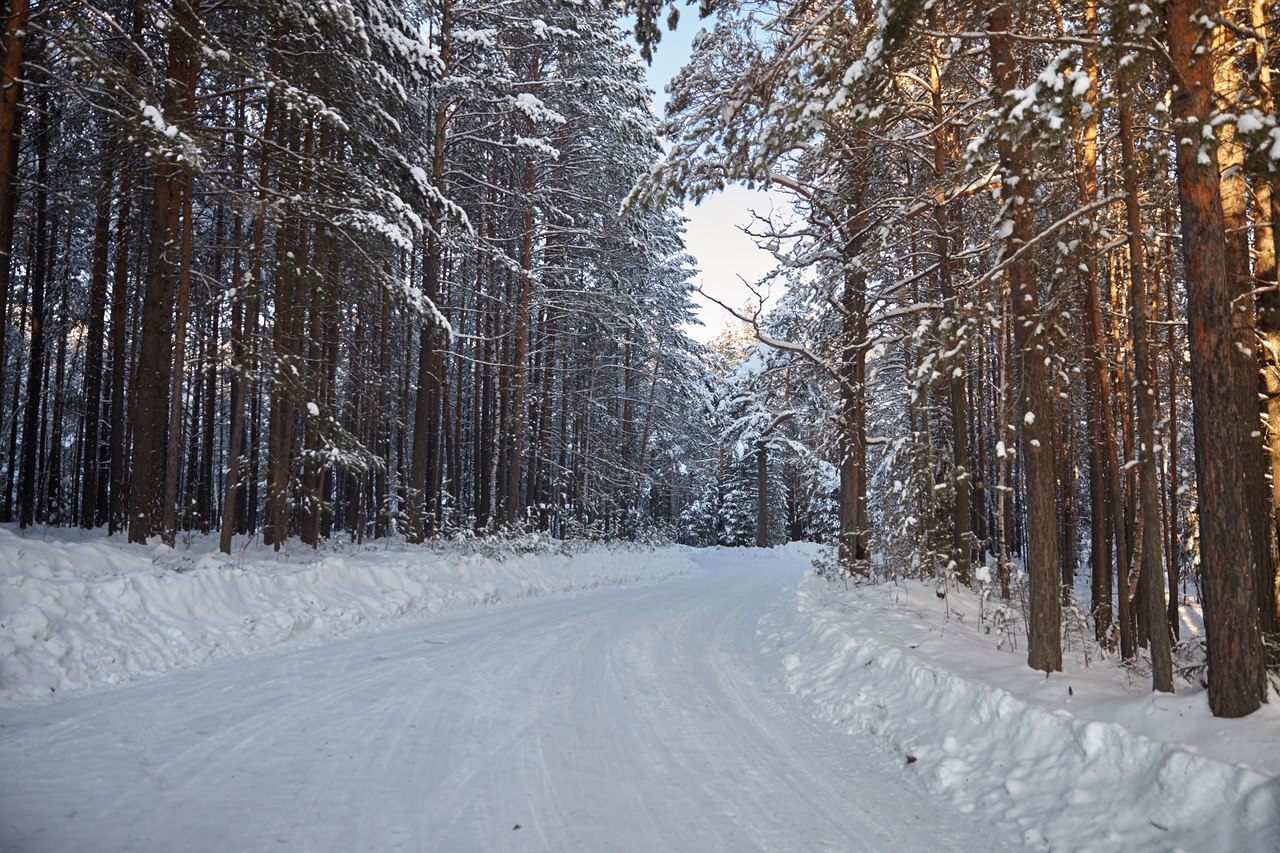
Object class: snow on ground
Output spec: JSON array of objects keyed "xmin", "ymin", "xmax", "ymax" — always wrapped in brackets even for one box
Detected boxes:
[
  {"xmin": 2, "ymin": 531, "xmax": 1277, "ymax": 851},
  {"xmin": 764, "ymin": 553, "xmax": 1280, "ymax": 852},
  {"xmin": 1, "ymin": 544, "xmax": 1020, "ymax": 853},
  {"xmin": 0, "ymin": 524, "xmax": 695, "ymax": 705}
]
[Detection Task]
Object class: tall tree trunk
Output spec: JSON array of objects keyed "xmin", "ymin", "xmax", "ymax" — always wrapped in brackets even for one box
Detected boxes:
[
  {"xmin": 263, "ymin": 117, "xmax": 310, "ymax": 548},
  {"xmin": 635, "ymin": 358, "xmax": 660, "ymax": 507},
  {"xmin": 3, "ymin": 264, "xmax": 27, "ymax": 520},
  {"xmin": 129, "ymin": 0, "xmax": 198, "ymax": 543},
  {"xmin": 1167, "ymin": 0, "xmax": 1265, "ymax": 716},
  {"xmin": 1077, "ymin": 0, "xmax": 1122, "ymax": 651},
  {"xmin": 246, "ymin": 347, "xmax": 261, "ymax": 533},
  {"xmin": 526, "ymin": 310, "xmax": 550, "ymax": 519},
  {"xmin": 128, "ymin": 175, "xmax": 179, "ymax": 542},
  {"xmin": 838, "ymin": 263, "xmax": 868, "ymax": 573},
  {"xmin": 990, "ymin": 2, "xmax": 1061, "ymax": 672},
  {"xmin": 1247, "ymin": 0, "xmax": 1280, "ymax": 640},
  {"xmin": 1215, "ymin": 27, "xmax": 1276, "ymax": 635},
  {"xmin": 507, "ymin": 159, "xmax": 537, "ymax": 527},
  {"xmin": 0, "ymin": 0, "xmax": 28, "ymax": 431},
  {"xmin": 495, "ymin": 270, "xmax": 512, "ymax": 525},
  {"xmin": 199, "ymin": 208, "xmax": 222, "ymax": 533},
  {"xmin": 299, "ymin": 248, "xmax": 325, "ymax": 549},
  {"xmin": 82, "ymin": 144, "xmax": 112, "ymax": 528},
  {"xmin": 408, "ymin": 3, "xmax": 451, "ymax": 541},
  {"xmin": 1164, "ymin": 234, "xmax": 1181, "ymax": 638},
  {"xmin": 1058, "ymin": 399, "xmax": 1078, "ymax": 601},
  {"xmin": 994, "ymin": 296, "xmax": 1014, "ymax": 599},
  {"xmin": 106, "ymin": 0, "xmax": 144, "ymax": 537},
  {"xmin": 930, "ymin": 42, "xmax": 971, "ymax": 585},
  {"xmin": 107, "ymin": 162, "xmax": 133, "ymax": 535},
  {"xmin": 220, "ymin": 88, "xmax": 264, "ymax": 553},
  {"xmin": 161, "ymin": 165, "xmax": 195, "ymax": 545},
  {"xmin": 371, "ymin": 289, "xmax": 390, "ymax": 539},
  {"xmin": 322, "ymin": 243, "xmax": 341, "ymax": 539},
  {"xmin": 16, "ymin": 102, "xmax": 47, "ymax": 529},
  {"xmin": 46, "ymin": 266, "xmax": 69, "ymax": 525},
  {"xmin": 755, "ymin": 440, "xmax": 769, "ymax": 547},
  {"xmin": 219, "ymin": 296, "xmax": 246, "ymax": 555},
  {"xmin": 1118, "ymin": 62, "xmax": 1172, "ymax": 691}
]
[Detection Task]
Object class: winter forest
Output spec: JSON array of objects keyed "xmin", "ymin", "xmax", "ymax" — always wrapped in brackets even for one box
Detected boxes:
[{"xmin": 1, "ymin": 0, "xmax": 1279, "ymax": 747}]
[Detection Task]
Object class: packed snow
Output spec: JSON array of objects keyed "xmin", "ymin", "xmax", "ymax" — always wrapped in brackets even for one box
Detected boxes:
[
  {"xmin": 1, "ymin": 529, "xmax": 1277, "ymax": 851},
  {"xmin": 766, "ymin": 568, "xmax": 1280, "ymax": 851},
  {"xmin": 0, "ymin": 526, "xmax": 693, "ymax": 703}
]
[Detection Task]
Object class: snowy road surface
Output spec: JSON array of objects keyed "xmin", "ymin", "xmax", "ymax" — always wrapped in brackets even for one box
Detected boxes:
[{"xmin": 1, "ymin": 550, "xmax": 1017, "ymax": 852}]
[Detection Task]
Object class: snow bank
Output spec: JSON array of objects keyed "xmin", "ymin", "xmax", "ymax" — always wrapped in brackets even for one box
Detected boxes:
[
  {"xmin": 764, "ymin": 571, "xmax": 1280, "ymax": 852},
  {"xmin": 0, "ymin": 525, "xmax": 696, "ymax": 705}
]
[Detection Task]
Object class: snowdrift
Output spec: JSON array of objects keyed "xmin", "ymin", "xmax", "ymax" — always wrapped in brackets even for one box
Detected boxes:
[
  {"xmin": 764, "ymin": 571, "xmax": 1280, "ymax": 852},
  {"xmin": 0, "ymin": 525, "xmax": 695, "ymax": 705}
]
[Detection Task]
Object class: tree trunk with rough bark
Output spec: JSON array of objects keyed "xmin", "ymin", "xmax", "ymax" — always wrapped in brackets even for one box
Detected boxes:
[
  {"xmin": 1168, "ymin": 0, "xmax": 1265, "ymax": 717},
  {"xmin": 129, "ymin": 0, "xmax": 198, "ymax": 544},
  {"xmin": 1118, "ymin": 64, "xmax": 1172, "ymax": 692},
  {"xmin": 0, "ymin": 0, "xmax": 27, "ymax": 438},
  {"xmin": 990, "ymin": 3, "xmax": 1061, "ymax": 672}
]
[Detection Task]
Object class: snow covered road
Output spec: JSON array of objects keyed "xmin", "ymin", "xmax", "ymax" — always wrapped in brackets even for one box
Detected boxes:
[{"xmin": 0, "ymin": 549, "xmax": 1016, "ymax": 852}]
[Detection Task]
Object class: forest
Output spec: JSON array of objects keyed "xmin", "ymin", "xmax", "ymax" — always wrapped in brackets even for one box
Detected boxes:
[
  {"xmin": 0, "ymin": 0, "xmax": 712, "ymax": 549},
  {"xmin": 0, "ymin": 0, "xmax": 1277, "ymax": 721}
]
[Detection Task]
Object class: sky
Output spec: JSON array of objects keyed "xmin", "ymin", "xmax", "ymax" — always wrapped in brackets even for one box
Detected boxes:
[{"xmin": 636, "ymin": 15, "xmax": 788, "ymax": 344}]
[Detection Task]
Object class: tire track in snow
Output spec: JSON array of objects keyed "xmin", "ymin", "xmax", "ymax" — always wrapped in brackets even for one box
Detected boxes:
[{"xmin": 0, "ymin": 554, "xmax": 1019, "ymax": 852}]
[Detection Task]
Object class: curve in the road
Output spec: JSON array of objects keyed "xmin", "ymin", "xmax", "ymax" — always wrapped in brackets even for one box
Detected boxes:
[{"xmin": 0, "ymin": 549, "xmax": 1017, "ymax": 852}]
